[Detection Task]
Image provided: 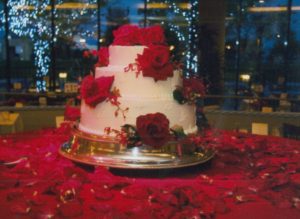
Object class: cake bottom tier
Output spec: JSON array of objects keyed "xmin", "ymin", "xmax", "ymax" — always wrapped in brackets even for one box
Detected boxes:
[{"xmin": 79, "ymin": 97, "xmax": 196, "ymax": 136}]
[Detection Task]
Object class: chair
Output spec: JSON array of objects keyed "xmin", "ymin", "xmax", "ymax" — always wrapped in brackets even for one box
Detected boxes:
[
  {"xmin": 252, "ymin": 122, "xmax": 269, "ymax": 136},
  {"xmin": 282, "ymin": 123, "xmax": 300, "ymax": 140},
  {"xmin": 0, "ymin": 112, "xmax": 23, "ymax": 134}
]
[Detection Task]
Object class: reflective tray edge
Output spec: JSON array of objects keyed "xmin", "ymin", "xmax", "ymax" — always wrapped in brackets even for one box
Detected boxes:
[{"xmin": 59, "ymin": 127, "xmax": 215, "ymax": 169}]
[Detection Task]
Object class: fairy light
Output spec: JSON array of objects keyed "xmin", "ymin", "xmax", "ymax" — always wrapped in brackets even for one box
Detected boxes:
[
  {"xmin": 3, "ymin": 0, "xmax": 97, "ymax": 92},
  {"xmin": 149, "ymin": 0, "xmax": 199, "ymax": 77}
]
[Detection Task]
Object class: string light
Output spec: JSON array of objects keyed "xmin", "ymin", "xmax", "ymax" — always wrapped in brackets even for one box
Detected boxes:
[
  {"xmin": 3, "ymin": 0, "xmax": 97, "ymax": 92},
  {"xmin": 149, "ymin": 0, "xmax": 199, "ymax": 77},
  {"xmin": 3, "ymin": 0, "xmax": 199, "ymax": 90}
]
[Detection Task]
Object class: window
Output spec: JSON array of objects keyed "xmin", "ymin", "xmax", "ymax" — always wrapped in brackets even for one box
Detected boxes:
[
  {"xmin": 0, "ymin": 0, "xmax": 6, "ymax": 91},
  {"xmin": 54, "ymin": 0, "xmax": 98, "ymax": 87},
  {"xmin": 8, "ymin": 0, "xmax": 51, "ymax": 91}
]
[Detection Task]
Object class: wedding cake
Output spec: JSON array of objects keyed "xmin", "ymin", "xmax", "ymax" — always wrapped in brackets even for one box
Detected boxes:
[{"xmin": 78, "ymin": 25, "xmax": 201, "ymax": 147}]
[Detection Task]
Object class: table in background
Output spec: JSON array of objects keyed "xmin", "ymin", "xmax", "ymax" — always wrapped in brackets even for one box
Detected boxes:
[{"xmin": 0, "ymin": 112, "xmax": 23, "ymax": 134}]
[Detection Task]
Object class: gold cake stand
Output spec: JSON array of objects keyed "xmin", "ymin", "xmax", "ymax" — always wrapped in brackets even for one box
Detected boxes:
[{"xmin": 59, "ymin": 126, "xmax": 215, "ymax": 169}]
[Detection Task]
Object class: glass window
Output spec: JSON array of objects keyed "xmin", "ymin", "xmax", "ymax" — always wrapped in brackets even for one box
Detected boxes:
[
  {"xmin": 54, "ymin": 0, "xmax": 99, "ymax": 86},
  {"xmin": 290, "ymin": 0, "xmax": 300, "ymax": 95},
  {"xmin": 8, "ymin": 1, "xmax": 51, "ymax": 92},
  {"xmin": 145, "ymin": 0, "xmax": 199, "ymax": 77},
  {"xmin": 223, "ymin": 0, "xmax": 300, "ymax": 111},
  {"xmin": 0, "ymin": 0, "xmax": 5, "ymax": 91},
  {"xmin": 101, "ymin": 0, "xmax": 146, "ymax": 46}
]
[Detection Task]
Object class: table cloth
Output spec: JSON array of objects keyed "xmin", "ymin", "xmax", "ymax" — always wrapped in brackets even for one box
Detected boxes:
[{"xmin": 1, "ymin": 123, "xmax": 300, "ymax": 219}]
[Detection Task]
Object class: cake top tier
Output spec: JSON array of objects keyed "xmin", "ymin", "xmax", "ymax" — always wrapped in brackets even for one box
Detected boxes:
[{"xmin": 109, "ymin": 45, "xmax": 146, "ymax": 67}]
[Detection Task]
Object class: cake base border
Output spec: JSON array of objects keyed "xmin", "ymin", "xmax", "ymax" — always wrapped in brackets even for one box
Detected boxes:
[{"xmin": 59, "ymin": 125, "xmax": 215, "ymax": 169}]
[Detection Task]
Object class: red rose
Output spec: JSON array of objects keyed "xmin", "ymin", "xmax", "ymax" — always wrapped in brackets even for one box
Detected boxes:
[
  {"xmin": 97, "ymin": 47, "xmax": 109, "ymax": 66},
  {"xmin": 64, "ymin": 105, "xmax": 80, "ymax": 121},
  {"xmin": 136, "ymin": 45, "xmax": 173, "ymax": 81},
  {"xmin": 183, "ymin": 77, "xmax": 206, "ymax": 98},
  {"xmin": 138, "ymin": 25, "xmax": 166, "ymax": 45},
  {"xmin": 83, "ymin": 50, "xmax": 90, "ymax": 58},
  {"xmin": 90, "ymin": 49, "xmax": 98, "ymax": 56},
  {"xmin": 136, "ymin": 113, "xmax": 171, "ymax": 147},
  {"xmin": 80, "ymin": 75, "xmax": 114, "ymax": 108},
  {"xmin": 113, "ymin": 25, "xmax": 140, "ymax": 45}
]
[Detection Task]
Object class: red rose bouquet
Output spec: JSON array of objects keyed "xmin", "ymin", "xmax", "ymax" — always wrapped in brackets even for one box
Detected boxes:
[
  {"xmin": 113, "ymin": 25, "xmax": 166, "ymax": 46},
  {"xmin": 80, "ymin": 75, "xmax": 114, "ymax": 108},
  {"xmin": 136, "ymin": 113, "xmax": 171, "ymax": 147},
  {"xmin": 183, "ymin": 77, "xmax": 206, "ymax": 99},
  {"xmin": 135, "ymin": 45, "xmax": 173, "ymax": 81},
  {"xmin": 138, "ymin": 25, "xmax": 166, "ymax": 46},
  {"xmin": 113, "ymin": 25, "xmax": 140, "ymax": 46},
  {"xmin": 173, "ymin": 77, "xmax": 206, "ymax": 104},
  {"xmin": 64, "ymin": 105, "xmax": 80, "ymax": 121},
  {"xmin": 96, "ymin": 47, "xmax": 109, "ymax": 67},
  {"xmin": 82, "ymin": 48, "xmax": 109, "ymax": 75}
]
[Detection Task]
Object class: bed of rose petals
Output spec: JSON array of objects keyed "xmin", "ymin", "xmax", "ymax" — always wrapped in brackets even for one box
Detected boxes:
[{"xmin": 1, "ymin": 124, "xmax": 300, "ymax": 219}]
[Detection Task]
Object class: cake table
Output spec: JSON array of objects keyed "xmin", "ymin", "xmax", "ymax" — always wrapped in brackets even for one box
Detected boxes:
[{"xmin": 1, "ymin": 124, "xmax": 300, "ymax": 219}]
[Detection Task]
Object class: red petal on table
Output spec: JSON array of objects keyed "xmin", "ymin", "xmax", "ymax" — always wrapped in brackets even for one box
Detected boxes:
[
  {"xmin": 59, "ymin": 200, "xmax": 83, "ymax": 218},
  {"xmin": 235, "ymin": 194, "xmax": 255, "ymax": 203},
  {"xmin": 10, "ymin": 201, "xmax": 31, "ymax": 215},
  {"xmin": 56, "ymin": 179, "xmax": 82, "ymax": 197},
  {"xmin": 121, "ymin": 185, "xmax": 150, "ymax": 200},
  {"xmin": 94, "ymin": 187, "xmax": 114, "ymax": 201},
  {"xmin": 31, "ymin": 198, "xmax": 58, "ymax": 218},
  {"xmin": 150, "ymin": 190, "xmax": 178, "ymax": 207},
  {"xmin": 264, "ymin": 173, "xmax": 290, "ymax": 189},
  {"xmin": 172, "ymin": 188, "xmax": 190, "ymax": 208},
  {"xmin": 172, "ymin": 207, "xmax": 201, "ymax": 219},
  {"xmin": 90, "ymin": 203, "xmax": 113, "ymax": 213},
  {"xmin": 260, "ymin": 191, "xmax": 283, "ymax": 205},
  {"xmin": 290, "ymin": 173, "xmax": 300, "ymax": 186},
  {"xmin": 200, "ymin": 202, "xmax": 215, "ymax": 218},
  {"xmin": 30, "ymin": 194, "xmax": 55, "ymax": 206},
  {"xmin": 214, "ymin": 199, "xmax": 229, "ymax": 214},
  {"xmin": 278, "ymin": 199, "xmax": 292, "ymax": 209},
  {"xmin": 6, "ymin": 188, "xmax": 24, "ymax": 201},
  {"xmin": 126, "ymin": 204, "xmax": 153, "ymax": 219},
  {"xmin": 151, "ymin": 206, "xmax": 175, "ymax": 219},
  {"xmin": 294, "ymin": 198, "xmax": 300, "ymax": 209},
  {"xmin": 63, "ymin": 166, "xmax": 88, "ymax": 182}
]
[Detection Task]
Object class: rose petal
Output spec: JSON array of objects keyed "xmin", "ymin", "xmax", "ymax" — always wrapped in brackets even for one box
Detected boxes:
[
  {"xmin": 291, "ymin": 173, "xmax": 300, "ymax": 186},
  {"xmin": 10, "ymin": 201, "xmax": 31, "ymax": 215},
  {"xmin": 59, "ymin": 201, "xmax": 83, "ymax": 218},
  {"xmin": 121, "ymin": 185, "xmax": 149, "ymax": 200}
]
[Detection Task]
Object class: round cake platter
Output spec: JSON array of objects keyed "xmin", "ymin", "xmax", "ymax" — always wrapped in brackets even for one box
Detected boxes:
[{"xmin": 59, "ymin": 125, "xmax": 215, "ymax": 169}]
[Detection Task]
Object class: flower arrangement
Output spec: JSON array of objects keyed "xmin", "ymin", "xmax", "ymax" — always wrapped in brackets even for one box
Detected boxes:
[
  {"xmin": 104, "ymin": 112, "xmax": 198, "ymax": 148},
  {"xmin": 116, "ymin": 25, "xmax": 175, "ymax": 82},
  {"xmin": 80, "ymin": 75, "xmax": 115, "ymax": 108},
  {"xmin": 135, "ymin": 45, "xmax": 174, "ymax": 81},
  {"xmin": 82, "ymin": 47, "xmax": 109, "ymax": 74},
  {"xmin": 173, "ymin": 77, "xmax": 206, "ymax": 104},
  {"xmin": 113, "ymin": 25, "xmax": 166, "ymax": 46},
  {"xmin": 64, "ymin": 105, "xmax": 80, "ymax": 122},
  {"xmin": 80, "ymin": 75, "xmax": 128, "ymax": 118}
]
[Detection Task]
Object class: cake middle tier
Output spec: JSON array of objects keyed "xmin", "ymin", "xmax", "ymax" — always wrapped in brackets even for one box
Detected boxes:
[
  {"xmin": 79, "ymin": 96, "xmax": 196, "ymax": 136},
  {"xmin": 95, "ymin": 65, "xmax": 180, "ymax": 98}
]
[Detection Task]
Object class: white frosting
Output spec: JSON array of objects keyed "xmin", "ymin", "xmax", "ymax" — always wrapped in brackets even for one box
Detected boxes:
[
  {"xmin": 79, "ymin": 46, "xmax": 197, "ymax": 136},
  {"xmin": 109, "ymin": 45, "xmax": 146, "ymax": 67}
]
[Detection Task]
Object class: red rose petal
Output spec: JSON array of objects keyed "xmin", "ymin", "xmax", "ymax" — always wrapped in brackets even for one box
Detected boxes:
[
  {"xmin": 291, "ymin": 173, "xmax": 300, "ymax": 186},
  {"xmin": 59, "ymin": 201, "xmax": 83, "ymax": 218},
  {"xmin": 90, "ymin": 203, "xmax": 113, "ymax": 213},
  {"xmin": 10, "ymin": 201, "xmax": 31, "ymax": 215},
  {"xmin": 94, "ymin": 187, "xmax": 114, "ymax": 201},
  {"xmin": 121, "ymin": 185, "xmax": 149, "ymax": 200}
]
